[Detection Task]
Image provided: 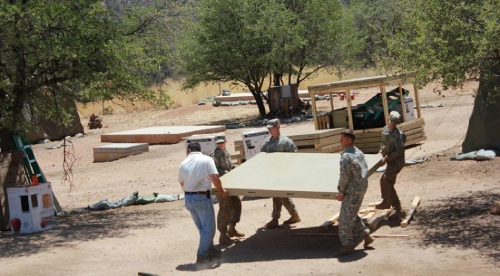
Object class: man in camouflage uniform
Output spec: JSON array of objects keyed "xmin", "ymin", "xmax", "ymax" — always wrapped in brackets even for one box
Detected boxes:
[
  {"xmin": 335, "ymin": 129, "xmax": 374, "ymax": 257},
  {"xmin": 209, "ymin": 138, "xmax": 245, "ymax": 245},
  {"xmin": 260, "ymin": 119, "xmax": 301, "ymax": 229},
  {"xmin": 375, "ymin": 111, "xmax": 407, "ymax": 219}
]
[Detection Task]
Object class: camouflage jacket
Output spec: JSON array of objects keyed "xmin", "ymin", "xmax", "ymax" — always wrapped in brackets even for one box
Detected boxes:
[
  {"xmin": 338, "ymin": 145, "xmax": 368, "ymax": 196},
  {"xmin": 209, "ymin": 147, "xmax": 234, "ymax": 176},
  {"xmin": 260, "ymin": 134, "xmax": 298, "ymax": 153},
  {"xmin": 381, "ymin": 126, "xmax": 406, "ymax": 164}
]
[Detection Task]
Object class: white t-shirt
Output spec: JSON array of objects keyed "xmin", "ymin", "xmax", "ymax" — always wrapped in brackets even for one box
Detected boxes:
[{"xmin": 178, "ymin": 152, "xmax": 218, "ymax": 192}]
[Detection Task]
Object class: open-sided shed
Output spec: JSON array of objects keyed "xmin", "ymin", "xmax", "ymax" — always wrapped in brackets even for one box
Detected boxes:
[{"xmin": 307, "ymin": 74, "xmax": 426, "ymax": 153}]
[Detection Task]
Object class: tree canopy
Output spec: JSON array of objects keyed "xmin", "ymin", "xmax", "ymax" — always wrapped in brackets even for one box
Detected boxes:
[
  {"xmin": 178, "ymin": 0, "xmax": 359, "ymax": 117},
  {"xmin": 385, "ymin": 0, "xmax": 500, "ymax": 152},
  {"xmin": 0, "ymin": 0, "xmax": 176, "ymax": 151}
]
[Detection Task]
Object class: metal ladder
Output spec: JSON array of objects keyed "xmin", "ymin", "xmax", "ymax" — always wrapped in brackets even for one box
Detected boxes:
[{"xmin": 13, "ymin": 135, "xmax": 62, "ymax": 212}]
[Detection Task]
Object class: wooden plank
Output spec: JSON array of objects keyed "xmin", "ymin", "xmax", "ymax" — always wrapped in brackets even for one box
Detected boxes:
[
  {"xmin": 320, "ymin": 212, "xmax": 340, "ymax": 229},
  {"xmin": 401, "ymin": 196, "xmax": 421, "ymax": 228},
  {"xmin": 398, "ymin": 82, "xmax": 407, "ymax": 122},
  {"xmin": 367, "ymin": 208, "xmax": 393, "ymax": 231},
  {"xmin": 285, "ymin": 128, "xmax": 344, "ymax": 140},
  {"xmin": 354, "ymin": 118, "xmax": 425, "ymax": 134},
  {"xmin": 311, "ymin": 89, "xmax": 320, "ymax": 130},
  {"xmin": 381, "ymin": 85, "xmax": 390, "ymax": 128},
  {"xmin": 298, "ymin": 143, "xmax": 343, "ymax": 153},
  {"xmin": 308, "ymin": 74, "xmax": 409, "ymax": 93},
  {"xmin": 413, "ymin": 83, "xmax": 422, "ymax": 119},
  {"xmin": 314, "ymin": 134, "xmax": 342, "ymax": 148},
  {"xmin": 368, "ymin": 202, "xmax": 381, "ymax": 207},
  {"xmin": 346, "ymin": 88, "xmax": 354, "ymax": 130}
]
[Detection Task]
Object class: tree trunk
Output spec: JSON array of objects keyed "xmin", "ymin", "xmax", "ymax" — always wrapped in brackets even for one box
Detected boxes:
[
  {"xmin": 250, "ymin": 90, "xmax": 267, "ymax": 117},
  {"xmin": 0, "ymin": 128, "xmax": 17, "ymax": 152},
  {"xmin": 462, "ymin": 67, "xmax": 500, "ymax": 153}
]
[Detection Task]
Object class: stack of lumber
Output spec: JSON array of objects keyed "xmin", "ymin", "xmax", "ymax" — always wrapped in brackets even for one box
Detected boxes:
[
  {"xmin": 232, "ymin": 128, "xmax": 344, "ymax": 163},
  {"xmin": 287, "ymin": 128, "xmax": 344, "ymax": 153},
  {"xmin": 354, "ymin": 118, "xmax": 426, "ymax": 153},
  {"xmin": 316, "ymin": 112, "xmax": 333, "ymax": 130}
]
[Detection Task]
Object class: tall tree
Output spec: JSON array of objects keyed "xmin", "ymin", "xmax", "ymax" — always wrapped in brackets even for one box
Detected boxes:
[
  {"xmin": 0, "ymin": 0, "xmax": 174, "ymax": 151},
  {"xmin": 385, "ymin": 0, "xmax": 500, "ymax": 152},
  {"xmin": 178, "ymin": 0, "xmax": 358, "ymax": 117}
]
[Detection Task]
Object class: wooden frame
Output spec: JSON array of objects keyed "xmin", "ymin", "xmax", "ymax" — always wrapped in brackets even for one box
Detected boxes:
[{"xmin": 308, "ymin": 73, "xmax": 422, "ymax": 131}]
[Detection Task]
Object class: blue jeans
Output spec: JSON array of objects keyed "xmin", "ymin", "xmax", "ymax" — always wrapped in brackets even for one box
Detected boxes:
[{"xmin": 185, "ymin": 194, "xmax": 216, "ymax": 258}]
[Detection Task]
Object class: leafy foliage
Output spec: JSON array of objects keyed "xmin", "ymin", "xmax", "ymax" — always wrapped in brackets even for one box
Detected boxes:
[
  {"xmin": 178, "ymin": 0, "xmax": 359, "ymax": 116},
  {"xmin": 0, "ymin": 0, "xmax": 176, "ymax": 150},
  {"xmin": 385, "ymin": 0, "xmax": 500, "ymax": 91}
]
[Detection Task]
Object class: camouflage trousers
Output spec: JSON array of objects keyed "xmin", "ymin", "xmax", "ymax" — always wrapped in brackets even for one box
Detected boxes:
[
  {"xmin": 380, "ymin": 161, "xmax": 404, "ymax": 207},
  {"xmin": 339, "ymin": 193, "xmax": 369, "ymax": 246},
  {"xmin": 216, "ymin": 195, "xmax": 242, "ymax": 233},
  {"xmin": 272, "ymin": 197, "xmax": 298, "ymax": 219}
]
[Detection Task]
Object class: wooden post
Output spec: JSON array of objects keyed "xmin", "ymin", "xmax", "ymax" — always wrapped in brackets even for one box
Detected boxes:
[
  {"xmin": 310, "ymin": 90, "xmax": 319, "ymax": 130},
  {"xmin": 413, "ymin": 83, "xmax": 422, "ymax": 119},
  {"xmin": 380, "ymin": 85, "xmax": 389, "ymax": 126},
  {"xmin": 329, "ymin": 92, "xmax": 334, "ymax": 112},
  {"xmin": 398, "ymin": 81, "xmax": 407, "ymax": 122},
  {"xmin": 401, "ymin": 196, "xmax": 421, "ymax": 228},
  {"xmin": 345, "ymin": 88, "xmax": 354, "ymax": 130}
]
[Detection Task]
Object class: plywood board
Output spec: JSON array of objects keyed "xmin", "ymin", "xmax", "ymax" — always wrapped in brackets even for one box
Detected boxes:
[
  {"xmin": 215, "ymin": 152, "xmax": 381, "ymax": 199},
  {"xmin": 100, "ymin": 126, "xmax": 226, "ymax": 144},
  {"xmin": 214, "ymin": 90, "xmax": 332, "ymax": 102},
  {"xmin": 93, "ymin": 143, "xmax": 149, "ymax": 162}
]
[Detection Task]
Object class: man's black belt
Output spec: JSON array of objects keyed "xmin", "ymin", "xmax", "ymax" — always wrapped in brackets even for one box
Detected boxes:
[{"xmin": 185, "ymin": 191, "xmax": 207, "ymax": 195}]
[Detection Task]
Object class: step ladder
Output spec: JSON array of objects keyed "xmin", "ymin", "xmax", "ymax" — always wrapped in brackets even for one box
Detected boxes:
[{"xmin": 13, "ymin": 135, "xmax": 62, "ymax": 213}]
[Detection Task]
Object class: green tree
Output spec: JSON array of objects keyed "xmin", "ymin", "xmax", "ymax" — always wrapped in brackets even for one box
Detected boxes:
[
  {"xmin": 0, "ymin": 0, "xmax": 174, "ymax": 151},
  {"xmin": 348, "ymin": 0, "xmax": 401, "ymax": 68},
  {"xmin": 386, "ymin": 0, "xmax": 500, "ymax": 152},
  {"xmin": 178, "ymin": 0, "xmax": 358, "ymax": 117}
]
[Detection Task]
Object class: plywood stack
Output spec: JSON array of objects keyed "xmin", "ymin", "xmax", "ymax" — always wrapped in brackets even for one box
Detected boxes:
[
  {"xmin": 316, "ymin": 113, "xmax": 333, "ymax": 130},
  {"xmin": 286, "ymin": 128, "xmax": 344, "ymax": 153},
  {"xmin": 354, "ymin": 118, "xmax": 426, "ymax": 153},
  {"xmin": 233, "ymin": 128, "xmax": 344, "ymax": 163}
]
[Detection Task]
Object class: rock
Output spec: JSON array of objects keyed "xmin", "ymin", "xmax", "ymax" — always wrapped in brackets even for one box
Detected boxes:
[{"xmin": 491, "ymin": 201, "xmax": 500, "ymax": 215}]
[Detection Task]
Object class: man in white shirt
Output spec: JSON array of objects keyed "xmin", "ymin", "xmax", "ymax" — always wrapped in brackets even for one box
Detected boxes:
[{"xmin": 179, "ymin": 142, "xmax": 229, "ymax": 265}]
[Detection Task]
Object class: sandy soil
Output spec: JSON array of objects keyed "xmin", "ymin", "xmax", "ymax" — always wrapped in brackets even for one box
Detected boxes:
[{"xmin": 1, "ymin": 81, "xmax": 499, "ymax": 276}]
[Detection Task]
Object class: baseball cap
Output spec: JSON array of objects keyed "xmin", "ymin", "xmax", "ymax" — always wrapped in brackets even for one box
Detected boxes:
[
  {"xmin": 266, "ymin": 119, "xmax": 280, "ymax": 129},
  {"xmin": 216, "ymin": 138, "xmax": 226, "ymax": 144},
  {"xmin": 389, "ymin": 111, "xmax": 401, "ymax": 125}
]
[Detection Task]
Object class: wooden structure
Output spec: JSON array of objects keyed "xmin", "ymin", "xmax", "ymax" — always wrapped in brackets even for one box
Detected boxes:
[
  {"xmin": 308, "ymin": 74, "xmax": 426, "ymax": 153},
  {"xmin": 214, "ymin": 152, "xmax": 382, "ymax": 199}
]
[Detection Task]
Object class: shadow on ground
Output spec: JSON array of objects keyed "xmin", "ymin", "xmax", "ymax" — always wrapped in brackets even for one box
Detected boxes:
[
  {"xmin": 181, "ymin": 225, "xmax": 372, "ymax": 268},
  {"xmin": 0, "ymin": 207, "xmax": 173, "ymax": 259},
  {"xmin": 413, "ymin": 189, "xmax": 500, "ymax": 261}
]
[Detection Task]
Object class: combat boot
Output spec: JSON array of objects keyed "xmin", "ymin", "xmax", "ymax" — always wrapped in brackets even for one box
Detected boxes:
[
  {"xmin": 227, "ymin": 223, "xmax": 245, "ymax": 238},
  {"xmin": 389, "ymin": 201, "xmax": 406, "ymax": 220},
  {"xmin": 334, "ymin": 244, "xmax": 355, "ymax": 257},
  {"xmin": 283, "ymin": 213, "xmax": 301, "ymax": 224},
  {"xmin": 265, "ymin": 218, "xmax": 279, "ymax": 229},
  {"xmin": 219, "ymin": 232, "xmax": 234, "ymax": 245},
  {"xmin": 364, "ymin": 234, "xmax": 375, "ymax": 248},
  {"xmin": 375, "ymin": 199, "xmax": 391, "ymax": 210}
]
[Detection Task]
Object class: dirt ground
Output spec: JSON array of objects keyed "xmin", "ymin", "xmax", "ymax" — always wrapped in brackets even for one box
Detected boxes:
[{"xmin": 1, "ymin": 81, "xmax": 499, "ymax": 276}]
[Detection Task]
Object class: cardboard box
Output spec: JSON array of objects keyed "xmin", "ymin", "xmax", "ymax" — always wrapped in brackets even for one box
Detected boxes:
[
  {"xmin": 7, "ymin": 183, "xmax": 56, "ymax": 234},
  {"xmin": 392, "ymin": 97, "xmax": 415, "ymax": 122},
  {"xmin": 242, "ymin": 129, "xmax": 270, "ymax": 160},
  {"xmin": 184, "ymin": 133, "xmax": 226, "ymax": 156},
  {"xmin": 332, "ymin": 109, "xmax": 349, "ymax": 128}
]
